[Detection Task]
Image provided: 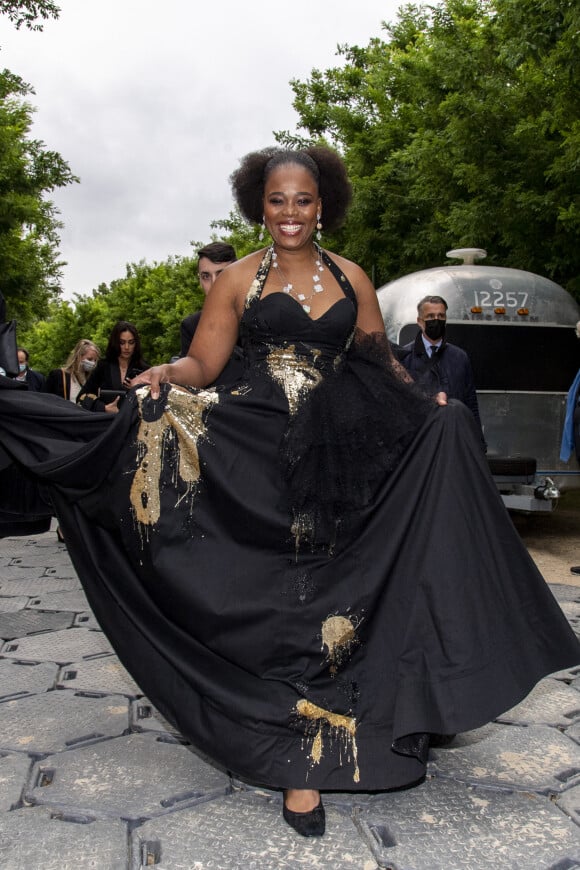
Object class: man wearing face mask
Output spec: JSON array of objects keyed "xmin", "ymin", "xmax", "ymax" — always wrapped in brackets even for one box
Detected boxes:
[
  {"xmin": 399, "ymin": 295, "xmax": 484, "ymax": 439},
  {"xmin": 13, "ymin": 347, "xmax": 45, "ymax": 391}
]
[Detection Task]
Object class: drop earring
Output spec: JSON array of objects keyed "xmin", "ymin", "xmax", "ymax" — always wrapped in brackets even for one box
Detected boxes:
[
  {"xmin": 316, "ymin": 215, "xmax": 322, "ymax": 242},
  {"xmin": 259, "ymin": 217, "xmax": 266, "ymax": 242}
]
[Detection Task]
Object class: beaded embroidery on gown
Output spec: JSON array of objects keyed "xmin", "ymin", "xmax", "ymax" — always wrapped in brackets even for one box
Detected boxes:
[{"xmin": 0, "ymin": 249, "xmax": 578, "ymax": 791}]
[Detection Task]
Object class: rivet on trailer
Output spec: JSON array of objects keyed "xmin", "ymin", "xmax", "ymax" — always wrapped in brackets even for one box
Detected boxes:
[{"xmin": 377, "ymin": 248, "xmax": 580, "ymax": 513}]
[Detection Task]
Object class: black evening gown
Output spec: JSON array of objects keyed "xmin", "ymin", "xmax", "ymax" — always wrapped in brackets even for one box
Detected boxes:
[{"xmin": 0, "ymin": 249, "xmax": 578, "ymax": 792}]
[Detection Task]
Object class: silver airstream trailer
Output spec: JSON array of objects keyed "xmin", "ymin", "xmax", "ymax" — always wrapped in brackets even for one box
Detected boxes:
[{"xmin": 377, "ymin": 248, "xmax": 580, "ymax": 512}]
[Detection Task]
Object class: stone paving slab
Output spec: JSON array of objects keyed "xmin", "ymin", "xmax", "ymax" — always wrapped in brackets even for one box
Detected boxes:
[
  {"xmin": 553, "ymin": 664, "xmax": 580, "ymax": 688},
  {"xmin": 0, "ymin": 659, "xmax": 58, "ymax": 700},
  {"xmin": 1, "ymin": 626, "xmax": 112, "ymax": 663},
  {"xmin": 430, "ymin": 723, "xmax": 580, "ymax": 794},
  {"xmin": 131, "ymin": 698, "xmax": 182, "ymax": 736},
  {"xmin": 496, "ymin": 676, "xmax": 580, "ymax": 727},
  {"xmin": 0, "ymin": 609, "xmax": 75, "ymax": 639},
  {"xmin": 27, "ymin": 732, "xmax": 231, "ymax": 821},
  {"xmin": 57, "ymin": 655, "xmax": 143, "ymax": 697},
  {"xmin": 560, "ymin": 601, "xmax": 580, "ymax": 636},
  {"xmin": 0, "ymin": 691, "xmax": 129, "ymax": 754},
  {"xmin": 0, "ymin": 575, "xmax": 79, "ymax": 595},
  {"xmin": 0, "ymin": 595, "xmax": 28, "ymax": 612},
  {"xmin": 356, "ymin": 777, "xmax": 580, "ymax": 869},
  {"xmin": 1, "ymin": 550, "xmax": 76, "ymax": 569},
  {"xmin": 558, "ymin": 783, "xmax": 580, "ymax": 828},
  {"xmin": 74, "ymin": 610, "xmax": 102, "ymax": 630},
  {"xmin": 0, "ymin": 565, "xmax": 52, "ymax": 583},
  {"xmin": 27, "ymin": 589, "xmax": 91, "ymax": 612},
  {"xmin": 0, "ymin": 805, "xmax": 128, "ymax": 869},
  {"xmin": 550, "ymin": 584, "xmax": 580, "ymax": 604},
  {"xmin": 131, "ymin": 790, "xmax": 376, "ymax": 870},
  {"xmin": 0, "ymin": 753, "xmax": 32, "ymax": 811}
]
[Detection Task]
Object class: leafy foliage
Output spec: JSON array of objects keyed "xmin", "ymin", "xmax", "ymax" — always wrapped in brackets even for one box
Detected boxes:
[
  {"xmin": 208, "ymin": 207, "xmax": 266, "ymax": 260},
  {"xmin": 284, "ymin": 0, "xmax": 580, "ymax": 295},
  {"xmin": 19, "ymin": 256, "xmax": 202, "ymax": 372},
  {"xmin": 19, "ymin": 213, "xmax": 266, "ymax": 374},
  {"xmin": 0, "ymin": 0, "xmax": 59, "ymax": 30},
  {"xmin": 0, "ymin": 69, "xmax": 77, "ymax": 327}
]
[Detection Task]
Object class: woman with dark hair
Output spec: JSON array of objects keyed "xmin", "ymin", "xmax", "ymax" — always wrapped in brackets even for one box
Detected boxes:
[
  {"xmin": 0, "ymin": 146, "xmax": 578, "ymax": 840},
  {"xmin": 77, "ymin": 321, "xmax": 147, "ymax": 412}
]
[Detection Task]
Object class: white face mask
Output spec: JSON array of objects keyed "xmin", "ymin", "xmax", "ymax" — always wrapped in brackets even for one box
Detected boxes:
[
  {"xmin": 18, "ymin": 362, "xmax": 27, "ymax": 373},
  {"xmin": 81, "ymin": 359, "xmax": 97, "ymax": 372}
]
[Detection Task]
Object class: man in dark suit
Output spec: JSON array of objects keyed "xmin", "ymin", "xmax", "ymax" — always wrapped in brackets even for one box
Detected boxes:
[
  {"xmin": 398, "ymin": 294, "xmax": 484, "ymax": 441},
  {"xmin": 180, "ymin": 242, "xmax": 237, "ymax": 357},
  {"xmin": 13, "ymin": 347, "xmax": 45, "ymax": 391}
]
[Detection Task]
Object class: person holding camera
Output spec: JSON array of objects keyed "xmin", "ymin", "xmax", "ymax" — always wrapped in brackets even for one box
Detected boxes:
[{"xmin": 77, "ymin": 321, "xmax": 148, "ymax": 412}]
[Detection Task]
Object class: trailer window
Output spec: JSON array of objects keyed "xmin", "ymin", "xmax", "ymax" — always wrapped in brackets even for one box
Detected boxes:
[{"xmin": 398, "ymin": 324, "xmax": 579, "ymax": 391}]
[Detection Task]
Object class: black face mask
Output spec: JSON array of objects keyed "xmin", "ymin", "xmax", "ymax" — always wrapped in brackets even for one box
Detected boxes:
[{"xmin": 424, "ymin": 319, "xmax": 446, "ymax": 341}]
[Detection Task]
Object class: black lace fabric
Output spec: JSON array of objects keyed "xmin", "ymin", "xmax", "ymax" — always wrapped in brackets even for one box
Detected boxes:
[{"xmin": 280, "ymin": 328, "xmax": 433, "ymax": 547}]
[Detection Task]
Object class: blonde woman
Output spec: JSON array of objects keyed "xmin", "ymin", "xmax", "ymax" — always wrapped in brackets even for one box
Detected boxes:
[{"xmin": 44, "ymin": 339, "xmax": 100, "ymax": 403}]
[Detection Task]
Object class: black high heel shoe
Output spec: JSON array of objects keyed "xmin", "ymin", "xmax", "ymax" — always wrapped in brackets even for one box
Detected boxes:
[{"xmin": 282, "ymin": 795, "xmax": 325, "ymax": 837}]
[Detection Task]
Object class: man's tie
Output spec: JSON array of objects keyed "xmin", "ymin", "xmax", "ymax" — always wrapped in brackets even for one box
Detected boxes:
[{"xmin": 430, "ymin": 346, "xmax": 437, "ymax": 357}]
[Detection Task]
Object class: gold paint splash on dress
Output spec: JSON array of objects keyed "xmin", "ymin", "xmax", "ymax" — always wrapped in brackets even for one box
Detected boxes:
[
  {"xmin": 295, "ymin": 699, "xmax": 360, "ymax": 783},
  {"xmin": 321, "ymin": 615, "xmax": 358, "ymax": 674},
  {"xmin": 245, "ymin": 275, "xmax": 262, "ymax": 307},
  {"xmin": 130, "ymin": 385, "xmax": 219, "ymax": 527},
  {"xmin": 265, "ymin": 345, "xmax": 323, "ymax": 549},
  {"xmin": 266, "ymin": 346, "xmax": 322, "ymax": 416}
]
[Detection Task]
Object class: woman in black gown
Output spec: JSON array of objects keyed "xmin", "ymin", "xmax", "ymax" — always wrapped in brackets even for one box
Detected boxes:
[{"xmin": 0, "ymin": 146, "xmax": 578, "ymax": 839}]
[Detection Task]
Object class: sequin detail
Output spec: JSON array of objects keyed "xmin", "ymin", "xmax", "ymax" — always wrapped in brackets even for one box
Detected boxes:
[
  {"xmin": 129, "ymin": 385, "xmax": 219, "ymax": 527},
  {"xmin": 284, "ymin": 567, "xmax": 317, "ymax": 604},
  {"xmin": 265, "ymin": 345, "xmax": 323, "ymax": 416},
  {"xmin": 295, "ymin": 698, "xmax": 360, "ymax": 783}
]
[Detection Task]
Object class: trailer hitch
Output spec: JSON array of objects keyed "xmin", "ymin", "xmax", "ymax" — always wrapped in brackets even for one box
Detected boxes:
[{"xmin": 534, "ymin": 477, "xmax": 560, "ymax": 500}]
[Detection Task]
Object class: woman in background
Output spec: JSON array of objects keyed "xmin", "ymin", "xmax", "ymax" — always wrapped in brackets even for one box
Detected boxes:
[
  {"xmin": 77, "ymin": 321, "xmax": 147, "ymax": 413},
  {"xmin": 44, "ymin": 339, "xmax": 100, "ymax": 403}
]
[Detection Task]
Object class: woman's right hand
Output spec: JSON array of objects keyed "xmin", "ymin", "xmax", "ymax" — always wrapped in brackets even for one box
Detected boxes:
[
  {"xmin": 130, "ymin": 364, "xmax": 173, "ymax": 400},
  {"xmin": 104, "ymin": 396, "xmax": 120, "ymax": 414}
]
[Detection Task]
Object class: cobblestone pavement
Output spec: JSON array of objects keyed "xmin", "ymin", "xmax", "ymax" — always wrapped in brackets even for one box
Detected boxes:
[{"xmin": 1, "ymin": 524, "xmax": 580, "ymax": 869}]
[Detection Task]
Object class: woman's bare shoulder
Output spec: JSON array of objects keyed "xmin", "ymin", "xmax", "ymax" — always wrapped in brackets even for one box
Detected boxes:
[{"xmin": 221, "ymin": 249, "xmax": 267, "ymax": 283}]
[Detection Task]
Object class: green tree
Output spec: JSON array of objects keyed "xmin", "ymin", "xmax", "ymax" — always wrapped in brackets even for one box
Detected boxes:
[
  {"xmin": 1, "ymin": 1, "xmax": 76, "ymax": 327},
  {"xmin": 20, "ymin": 254, "xmax": 204, "ymax": 372},
  {"xmin": 0, "ymin": 0, "xmax": 59, "ymax": 30},
  {"xmin": 0, "ymin": 69, "xmax": 77, "ymax": 327},
  {"xmin": 284, "ymin": 0, "xmax": 580, "ymax": 295},
  {"xmin": 208, "ymin": 207, "xmax": 265, "ymax": 259},
  {"xmin": 19, "ymin": 218, "xmax": 263, "ymax": 374}
]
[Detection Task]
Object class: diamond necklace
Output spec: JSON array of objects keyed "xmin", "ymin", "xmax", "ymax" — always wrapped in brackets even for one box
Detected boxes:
[{"xmin": 271, "ymin": 243, "xmax": 325, "ymax": 314}]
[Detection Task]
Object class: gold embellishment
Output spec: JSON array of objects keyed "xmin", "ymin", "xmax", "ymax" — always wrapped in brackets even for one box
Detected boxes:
[
  {"xmin": 245, "ymin": 275, "xmax": 262, "ymax": 308},
  {"xmin": 295, "ymin": 699, "xmax": 360, "ymax": 783},
  {"xmin": 129, "ymin": 385, "xmax": 219, "ymax": 527},
  {"xmin": 321, "ymin": 615, "xmax": 359, "ymax": 674},
  {"xmin": 290, "ymin": 512, "xmax": 315, "ymax": 552},
  {"xmin": 266, "ymin": 345, "xmax": 322, "ymax": 416}
]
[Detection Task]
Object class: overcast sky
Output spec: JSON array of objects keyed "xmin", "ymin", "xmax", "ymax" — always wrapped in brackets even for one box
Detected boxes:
[{"xmin": 0, "ymin": 0, "xmax": 402, "ymax": 300}]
